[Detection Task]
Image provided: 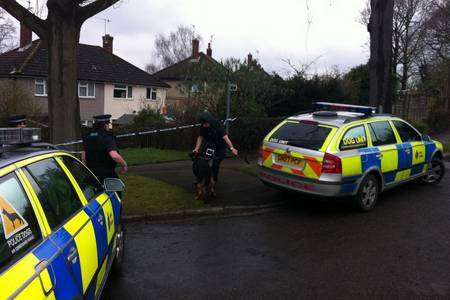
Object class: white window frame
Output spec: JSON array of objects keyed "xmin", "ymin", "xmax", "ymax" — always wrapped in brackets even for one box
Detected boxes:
[
  {"xmin": 146, "ymin": 87, "xmax": 158, "ymax": 100},
  {"xmin": 35, "ymin": 79, "xmax": 47, "ymax": 96},
  {"xmin": 78, "ymin": 82, "xmax": 95, "ymax": 99},
  {"xmin": 113, "ymin": 84, "xmax": 133, "ymax": 100}
]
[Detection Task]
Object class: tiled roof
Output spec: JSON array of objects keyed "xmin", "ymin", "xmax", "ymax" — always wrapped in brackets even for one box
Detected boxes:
[
  {"xmin": 153, "ymin": 52, "xmax": 220, "ymax": 81},
  {"xmin": 0, "ymin": 40, "xmax": 170, "ymax": 88}
]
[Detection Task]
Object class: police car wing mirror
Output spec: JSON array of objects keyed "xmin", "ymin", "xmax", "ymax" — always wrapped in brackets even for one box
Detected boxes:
[
  {"xmin": 422, "ymin": 134, "xmax": 432, "ymax": 142},
  {"xmin": 104, "ymin": 178, "xmax": 125, "ymax": 192}
]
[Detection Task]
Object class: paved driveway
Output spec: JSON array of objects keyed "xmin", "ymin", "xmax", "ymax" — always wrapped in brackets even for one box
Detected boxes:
[{"xmin": 103, "ymin": 168, "xmax": 450, "ymax": 299}]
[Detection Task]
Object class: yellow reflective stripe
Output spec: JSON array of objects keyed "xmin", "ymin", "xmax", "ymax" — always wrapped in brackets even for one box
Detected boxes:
[
  {"xmin": 264, "ymin": 120, "xmax": 288, "ymax": 142},
  {"xmin": 0, "ymin": 253, "xmax": 55, "ymax": 300},
  {"xmin": 321, "ymin": 127, "xmax": 338, "ymax": 152},
  {"xmin": 0, "ymin": 164, "xmax": 16, "ymax": 177},
  {"xmin": 14, "ymin": 152, "xmax": 64, "ymax": 169},
  {"xmin": 63, "ymin": 211, "xmax": 98, "ymax": 293},
  {"xmin": 55, "ymin": 156, "xmax": 88, "ymax": 206},
  {"xmin": 95, "ymin": 253, "xmax": 109, "ymax": 295},
  {"xmin": 395, "ymin": 169, "xmax": 411, "ymax": 182},
  {"xmin": 341, "ymin": 156, "xmax": 362, "ymax": 177},
  {"xmin": 378, "ymin": 145, "xmax": 398, "ymax": 173},
  {"xmin": 16, "ymin": 169, "xmax": 52, "ymax": 236},
  {"xmin": 99, "ymin": 195, "xmax": 115, "ymax": 244},
  {"xmin": 389, "ymin": 120, "xmax": 402, "ymax": 143},
  {"xmin": 364, "ymin": 124, "xmax": 374, "ymax": 147}
]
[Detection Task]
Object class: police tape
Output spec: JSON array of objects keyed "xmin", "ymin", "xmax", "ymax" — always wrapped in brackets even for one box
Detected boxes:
[{"xmin": 55, "ymin": 118, "xmax": 237, "ymax": 148}]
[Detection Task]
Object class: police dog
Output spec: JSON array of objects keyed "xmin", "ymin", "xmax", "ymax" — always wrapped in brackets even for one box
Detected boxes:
[{"xmin": 190, "ymin": 152, "xmax": 216, "ymax": 202}]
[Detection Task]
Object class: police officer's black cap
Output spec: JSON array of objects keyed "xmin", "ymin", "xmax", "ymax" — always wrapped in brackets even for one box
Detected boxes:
[
  {"xmin": 198, "ymin": 111, "xmax": 214, "ymax": 124},
  {"xmin": 8, "ymin": 114, "xmax": 27, "ymax": 125},
  {"xmin": 93, "ymin": 114, "xmax": 112, "ymax": 123}
]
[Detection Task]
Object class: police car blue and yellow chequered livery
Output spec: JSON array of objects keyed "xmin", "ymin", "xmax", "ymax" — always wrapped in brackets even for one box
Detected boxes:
[
  {"xmin": 257, "ymin": 103, "xmax": 445, "ymax": 203},
  {"xmin": 0, "ymin": 152, "xmax": 123, "ymax": 300}
]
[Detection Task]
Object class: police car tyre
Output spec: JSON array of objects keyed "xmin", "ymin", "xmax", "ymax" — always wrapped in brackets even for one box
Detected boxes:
[
  {"xmin": 112, "ymin": 223, "xmax": 125, "ymax": 276},
  {"xmin": 354, "ymin": 174, "xmax": 379, "ymax": 212},
  {"xmin": 421, "ymin": 157, "xmax": 445, "ymax": 185}
]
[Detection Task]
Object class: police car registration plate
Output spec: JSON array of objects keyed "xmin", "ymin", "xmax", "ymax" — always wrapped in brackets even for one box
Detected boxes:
[{"xmin": 275, "ymin": 154, "xmax": 306, "ymax": 169}]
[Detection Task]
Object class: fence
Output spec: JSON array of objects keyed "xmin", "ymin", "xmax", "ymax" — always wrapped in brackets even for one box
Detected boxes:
[{"xmin": 392, "ymin": 94, "xmax": 444, "ymax": 124}]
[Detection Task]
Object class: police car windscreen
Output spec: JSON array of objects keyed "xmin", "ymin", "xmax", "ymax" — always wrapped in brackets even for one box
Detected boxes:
[{"xmin": 269, "ymin": 122, "xmax": 331, "ymax": 150}]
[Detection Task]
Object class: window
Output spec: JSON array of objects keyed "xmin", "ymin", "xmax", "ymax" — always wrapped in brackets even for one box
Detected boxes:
[
  {"xmin": 61, "ymin": 156, "xmax": 104, "ymax": 201},
  {"xmin": 393, "ymin": 121, "xmax": 422, "ymax": 142},
  {"xmin": 35, "ymin": 79, "xmax": 47, "ymax": 96},
  {"xmin": 269, "ymin": 121, "xmax": 332, "ymax": 151},
  {"xmin": 78, "ymin": 82, "xmax": 95, "ymax": 98},
  {"xmin": 0, "ymin": 173, "xmax": 42, "ymax": 270},
  {"xmin": 25, "ymin": 158, "xmax": 82, "ymax": 230},
  {"xmin": 113, "ymin": 85, "xmax": 133, "ymax": 99},
  {"xmin": 368, "ymin": 121, "xmax": 397, "ymax": 146},
  {"xmin": 340, "ymin": 125, "xmax": 367, "ymax": 151},
  {"xmin": 146, "ymin": 88, "xmax": 157, "ymax": 100}
]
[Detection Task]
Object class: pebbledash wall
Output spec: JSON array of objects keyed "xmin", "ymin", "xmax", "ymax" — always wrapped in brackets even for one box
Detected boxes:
[
  {"xmin": 18, "ymin": 78, "xmax": 167, "ymax": 122},
  {"xmin": 104, "ymin": 84, "xmax": 167, "ymax": 120}
]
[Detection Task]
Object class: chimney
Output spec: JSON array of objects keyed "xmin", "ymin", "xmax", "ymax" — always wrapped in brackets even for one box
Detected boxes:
[
  {"xmin": 20, "ymin": 23, "xmax": 32, "ymax": 48},
  {"xmin": 103, "ymin": 34, "xmax": 114, "ymax": 53},
  {"xmin": 247, "ymin": 53, "xmax": 253, "ymax": 66},
  {"xmin": 206, "ymin": 43, "xmax": 212, "ymax": 57},
  {"xmin": 192, "ymin": 39, "xmax": 199, "ymax": 59}
]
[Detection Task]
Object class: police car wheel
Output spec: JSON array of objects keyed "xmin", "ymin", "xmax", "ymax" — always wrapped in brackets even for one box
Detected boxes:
[
  {"xmin": 112, "ymin": 224, "xmax": 125, "ymax": 276},
  {"xmin": 354, "ymin": 175, "xmax": 379, "ymax": 212},
  {"xmin": 421, "ymin": 158, "xmax": 445, "ymax": 185}
]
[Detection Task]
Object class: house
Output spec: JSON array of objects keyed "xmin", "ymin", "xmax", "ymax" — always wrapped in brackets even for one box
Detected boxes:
[
  {"xmin": 153, "ymin": 39, "xmax": 220, "ymax": 112},
  {"xmin": 153, "ymin": 39, "xmax": 267, "ymax": 113},
  {"xmin": 0, "ymin": 25, "xmax": 170, "ymax": 125}
]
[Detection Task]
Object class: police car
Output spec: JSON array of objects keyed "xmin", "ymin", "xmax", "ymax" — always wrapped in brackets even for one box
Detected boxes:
[
  {"xmin": 258, "ymin": 102, "xmax": 445, "ymax": 211},
  {"xmin": 0, "ymin": 128, "xmax": 125, "ymax": 299}
]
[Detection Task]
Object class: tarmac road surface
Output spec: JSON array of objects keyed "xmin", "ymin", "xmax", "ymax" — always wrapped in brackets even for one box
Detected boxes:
[{"xmin": 103, "ymin": 172, "xmax": 450, "ymax": 299}]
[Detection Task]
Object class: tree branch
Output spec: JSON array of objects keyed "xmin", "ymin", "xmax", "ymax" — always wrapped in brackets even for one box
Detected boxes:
[
  {"xmin": 78, "ymin": 0, "xmax": 120, "ymax": 22},
  {"xmin": 0, "ymin": 0, "xmax": 47, "ymax": 37}
]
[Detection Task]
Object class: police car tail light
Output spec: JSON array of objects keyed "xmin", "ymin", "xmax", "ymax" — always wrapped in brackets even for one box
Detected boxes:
[{"xmin": 322, "ymin": 153, "xmax": 342, "ymax": 174}]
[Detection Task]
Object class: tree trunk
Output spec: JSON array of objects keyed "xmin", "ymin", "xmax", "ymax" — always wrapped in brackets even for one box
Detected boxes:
[
  {"xmin": 46, "ymin": 9, "xmax": 81, "ymax": 144},
  {"xmin": 369, "ymin": 0, "xmax": 394, "ymax": 113}
]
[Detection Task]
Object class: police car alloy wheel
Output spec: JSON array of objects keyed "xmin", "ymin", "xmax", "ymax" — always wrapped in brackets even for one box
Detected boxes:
[
  {"xmin": 355, "ymin": 174, "xmax": 379, "ymax": 212},
  {"xmin": 421, "ymin": 158, "xmax": 445, "ymax": 185},
  {"xmin": 112, "ymin": 224, "xmax": 125, "ymax": 275}
]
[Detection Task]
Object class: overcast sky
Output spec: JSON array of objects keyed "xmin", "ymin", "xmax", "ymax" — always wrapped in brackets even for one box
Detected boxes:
[{"xmin": 14, "ymin": 0, "xmax": 369, "ymax": 76}]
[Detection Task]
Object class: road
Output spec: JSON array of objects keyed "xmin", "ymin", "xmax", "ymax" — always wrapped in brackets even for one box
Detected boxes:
[{"xmin": 103, "ymin": 173, "xmax": 450, "ymax": 299}]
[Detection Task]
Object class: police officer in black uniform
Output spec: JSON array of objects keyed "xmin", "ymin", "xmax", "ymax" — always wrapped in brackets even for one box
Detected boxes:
[
  {"xmin": 81, "ymin": 114, "xmax": 128, "ymax": 184},
  {"xmin": 8, "ymin": 115, "xmax": 27, "ymax": 128}
]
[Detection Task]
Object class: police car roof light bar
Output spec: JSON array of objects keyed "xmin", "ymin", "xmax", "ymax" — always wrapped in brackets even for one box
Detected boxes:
[
  {"xmin": 313, "ymin": 102, "xmax": 377, "ymax": 116},
  {"xmin": 0, "ymin": 128, "xmax": 42, "ymax": 146}
]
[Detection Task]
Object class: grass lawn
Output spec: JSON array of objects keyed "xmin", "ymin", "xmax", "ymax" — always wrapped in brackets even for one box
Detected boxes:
[
  {"xmin": 121, "ymin": 175, "xmax": 203, "ymax": 215},
  {"xmin": 121, "ymin": 148, "xmax": 189, "ymax": 166}
]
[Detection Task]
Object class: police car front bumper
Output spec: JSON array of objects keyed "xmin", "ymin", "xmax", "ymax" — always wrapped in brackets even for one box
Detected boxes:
[{"xmin": 257, "ymin": 166, "xmax": 354, "ymax": 197}]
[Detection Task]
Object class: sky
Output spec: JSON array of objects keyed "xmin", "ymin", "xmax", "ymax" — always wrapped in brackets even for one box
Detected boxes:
[{"xmin": 13, "ymin": 0, "xmax": 370, "ymax": 76}]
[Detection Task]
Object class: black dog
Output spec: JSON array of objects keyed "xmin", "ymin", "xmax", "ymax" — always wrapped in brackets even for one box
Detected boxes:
[
  {"xmin": 190, "ymin": 152, "xmax": 215, "ymax": 202},
  {"xmin": 2, "ymin": 208, "xmax": 24, "ymax": 229}
]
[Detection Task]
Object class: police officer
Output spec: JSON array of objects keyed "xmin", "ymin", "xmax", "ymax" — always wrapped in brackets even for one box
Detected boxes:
[
  {"xmin": 81, "ymin": 114, "xmax": 128, "ymax": 184},
  {"xmin": 193, "ymin": 111, "xmax": 238, "ymax": 185},
  {"xmin": 8, "ymin": 115, "xmax": 27, "ymax": 128}
]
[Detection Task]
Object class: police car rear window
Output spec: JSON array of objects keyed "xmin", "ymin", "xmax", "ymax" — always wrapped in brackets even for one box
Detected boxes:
[{"xmin": 269, "ymin": 121, "xmax": 332, "ymax": 151}]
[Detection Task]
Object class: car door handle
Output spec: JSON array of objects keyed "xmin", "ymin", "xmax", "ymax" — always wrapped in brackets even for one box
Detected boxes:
[
  {"xmin": 98, "ymin": 214, "xmax": 104, "ymax": 226},
  {"xmin": 67, "ymin": 247, "xmax": 78, "ymax": 264},
  {"xmin": 376, "ymin": 153, "xmax": 383, "ymax": 159},
  {"xmin": 405, "ymin": 149, "xmax": 411, "ymax": 154}
]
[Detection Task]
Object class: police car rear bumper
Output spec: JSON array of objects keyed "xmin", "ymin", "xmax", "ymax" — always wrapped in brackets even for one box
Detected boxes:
[{"xmin": 257, "ymin": 166, "xmax": 355, "ymax": 197}]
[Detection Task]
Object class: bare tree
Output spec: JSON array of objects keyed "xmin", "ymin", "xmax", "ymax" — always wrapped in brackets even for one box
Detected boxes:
[
  {"xmin": 368, "ymin": 0, "xmax": 395, "ymax": 112},
  {"xmin": 147, "ymin": 25, "xmax": 201, "ymax": 72},
  {"xmin": 0, "ymin": 8, "xmax": 14, "ymax": 53},
  {"xmin": 0, "ymin": 0, "xmax": 120, "ymax": 143}
]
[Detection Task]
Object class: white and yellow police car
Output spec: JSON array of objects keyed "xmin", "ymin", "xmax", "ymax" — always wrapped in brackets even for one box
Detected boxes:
[
  {"xmin": 0, "ymin": 128, "xmax": 125, "ymax": 299},
  {"xmin": 258, "ymin": 102, "xmax": 445, "ymax": 211}
]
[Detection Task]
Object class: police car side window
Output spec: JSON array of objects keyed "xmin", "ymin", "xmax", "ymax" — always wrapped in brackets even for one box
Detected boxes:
[
  {"xmin": 61, "ymin": 156, "xmax": 104, "ymax": 201},
  {"xmin": 25, "ymin": 158, "xmax": 82, "ymax": 230},
  {"xmin": 339, "ymin": 125, "xmax": 367, "ymax": 151},
  {"xmin": 392, "ymin": 121, "xmax": 422, "ymax": 142},
  {"xmin": 368, "ymin": 121, "xmax": 397, "ymax": 146},
  {"xmin": 0, "ymin": 173, "xmax": 42, "ymax": 271}
]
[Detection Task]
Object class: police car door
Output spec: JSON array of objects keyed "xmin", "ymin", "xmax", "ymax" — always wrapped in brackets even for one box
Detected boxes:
[
  {"xmin": 58, "ymin": 155, "xmax": 117, "ymax": 296},
  {"xmin": 0, "ymin": 171, "xmax": 55, "ymax": 299},
  {"xmin": 367, "ymin": 121, "xmax": 400, "ymax": 185},
  {"xmin": 21, "ymin": 157, "xmax": 99, "ymax": 298},
  {"xmin": 392, "ymin": 120, "xmax": 426, "ymax": 177}
]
